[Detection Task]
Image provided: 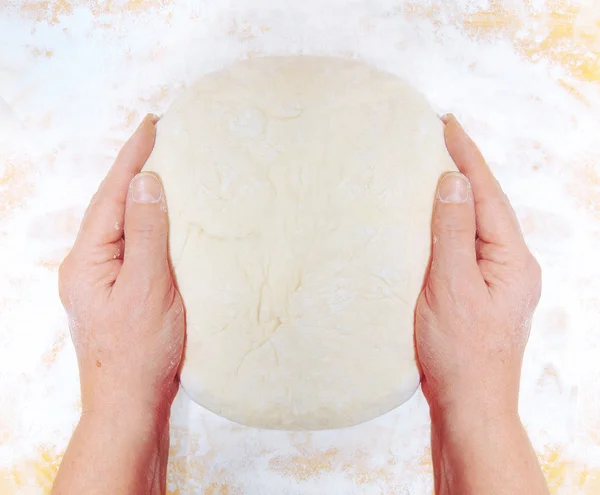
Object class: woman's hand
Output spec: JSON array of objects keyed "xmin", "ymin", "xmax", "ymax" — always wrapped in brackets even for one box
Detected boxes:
[
  {"xmin": 53, "ymin": 115, "xmax": 184, "ymax": 495},
  {"xmin": 59, "ymin": 114, "xmax": 184, "ymax": 419},
  {"xmin": 416, "ymin": 114, "xmax": 541, "ymax": 418},
  {"xmin": 416, "ymin": 114, "xmax": 547, "ymax": 495}
]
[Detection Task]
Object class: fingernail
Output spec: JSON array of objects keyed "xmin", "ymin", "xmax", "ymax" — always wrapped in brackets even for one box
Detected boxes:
[
  {"xmin": 136, "ymin": 114, "xmax": 160, "ymax": 131},
  {"xmin": 130, "ymin": 172, "xmax": 163, "ymax": 203},
  {"xmin": 437, "ymin": 172, "xmax": 470, "ymax": 203},
  {"xmin": 440, "ymin": 113, "xmax": 454, "ymax": 124}
]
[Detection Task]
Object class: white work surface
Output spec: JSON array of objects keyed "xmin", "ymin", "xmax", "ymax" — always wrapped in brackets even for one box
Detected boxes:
[{"xmin": 1, "ymin": 1, "xmax": 599, "ymax": 493}]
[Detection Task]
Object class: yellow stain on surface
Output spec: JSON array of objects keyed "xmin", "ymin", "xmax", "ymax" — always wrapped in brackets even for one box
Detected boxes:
[
  {"xmin": 33, "ymin": 448, "xmax": 62, "ymax": 492},
  {"xmin": 465, "ymin": 1, "xmax": 600, "ymax": 83},
  {"xmin": 37, "ymin": 247, "xmax": 70, "ymax": 270},
  {"xmin": 568, "ymin": 163, "xmax": 600, "ymax": 219},
  {"xmin": 0, "ymin": 421, "xmax": 11, "ymax": 446},
  {"xmin": 401, "ymin": 0, "xmax": 600, "ymax": 84},
  {"xmin": 0, "ymin": 160, "xmax": 33, "ymax": 220},
  {"xmin": 19, "ymin": 0, "xmax": 73, "ymax": 25},
  {"xmin": 419, "ymin": 447, "xmax": 434, "ymax": 475},
  {"xmin": 166, "ymin": 427, "xmax": 225, "ymax": 495},
  {"xmin": 3, "ymin": 1, "xmax": 599, "ymax": 493},
  {"xmin": 0, "ymin": 446, "xmax": 63, "ymax": 495},
  {"xmin": 524, "ymin": 4, "xmax": 600, "ymax": 83},
  {"xmin": 205, "ymin": 482, "xmax": 237, "ymax": 495},
  {"xmin": 16, "ymin": 0, "xmax": 174, "ymax": 23},
  {"xmin": 124, "ymin": 109, "xmax": 140, "ymax": 127},
  {"xmin": 269, "ymin": 447, "xmax": 339, "ymax": 481},
  {"xmin": 14, "ymin": 2, "xmax": 599, "ymax": 82},
  {"xmin": 41, "ymin": 331, "xmax": 67, "ymax": 367},
  {"xmin": 558, "ymin": 78, "xmax": 588, "ymax": 104},
  {"xmin": 537, "ymin": 364, "xmax": 562, "ymax": 391},
  {"xmin": 125, "ymin": 0, "xmax": 173, "ymax": 12},
  {"xmin": 227, "ymin": 19, "xmax": 259, "ymax": 42},
  {"xmin": 539, "ymin": 446, "xmax": 570, "ymax": 493},
  {"xmin": 28, "ymin": 47, "xmax": 54, "ymax": 58},
  {"xmin": 269, "ymin": 446, "xmax": 406, "ymax": 488},
  {"xmin": 577, "ymin": 466, "xmax": 600, "ymax": 494},
  {"xmin": 138, "ymin": 84, "xmax": 170, "ymax": 106}
]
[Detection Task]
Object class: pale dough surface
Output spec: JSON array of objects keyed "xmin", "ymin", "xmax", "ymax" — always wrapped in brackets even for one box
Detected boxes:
[{"xmin": 144, "ymin": 56, "xmax": 455, "ymax": 430}]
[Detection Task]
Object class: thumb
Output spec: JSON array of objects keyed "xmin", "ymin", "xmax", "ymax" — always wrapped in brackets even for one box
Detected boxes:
[
  {"xmin": 429, "ymin": 171, "xmax": 478, "ymax": 282},
  {"xmin": 122, "ymin": 171, "xmax": 169, "ymax": 277}
]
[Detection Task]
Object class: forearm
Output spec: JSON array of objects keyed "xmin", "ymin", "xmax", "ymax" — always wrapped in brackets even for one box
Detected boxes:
[
  {"xmin": 431, "ymin": 405, "xmax": 549, "ymax": 495},
  {"xmin": 52, "ymin": 407, "xmax": 170, "ymax": 495}
]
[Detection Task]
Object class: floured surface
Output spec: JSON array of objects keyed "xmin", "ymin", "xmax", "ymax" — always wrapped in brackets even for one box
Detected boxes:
[
  {"xmin": 1, "ymin": 1, "xmax": 600, "ymax": 494},
  {"xmin": 145, "ymin": 56, "xmax": 453, "ymax": 430}
]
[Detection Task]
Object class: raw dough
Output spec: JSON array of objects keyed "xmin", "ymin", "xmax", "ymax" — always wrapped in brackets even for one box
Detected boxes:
[{"xmin": 144, "ymin": 56, "xmax": 455, "ymax": 430}]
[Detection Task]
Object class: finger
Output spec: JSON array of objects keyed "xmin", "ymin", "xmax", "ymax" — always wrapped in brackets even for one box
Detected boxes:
[
  {"xmin": 429, "ymin": 172, "xmax": 480, "ymax": 285},
  {"xmin": 121, "ymin": 172, "xmax": 169, "ymax": 281},
  {"xmin": 74, "ymin": 114, "xmax": 159, "ymax": 253},
  {"xmin": 442, "ymin": 114, "xmax": 523, "ymax": 248}
]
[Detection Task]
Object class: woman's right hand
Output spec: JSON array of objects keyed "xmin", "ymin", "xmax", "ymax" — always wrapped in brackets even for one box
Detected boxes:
[
  {"xmin": 416, "ymin": 114, "xmax": 542, "ymax": 420},
  {"xmin": 415, "ymin": 114, "xmax": 547, "ymax": 494}
]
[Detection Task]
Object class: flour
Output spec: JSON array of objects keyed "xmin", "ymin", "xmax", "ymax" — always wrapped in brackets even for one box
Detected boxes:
[{"xmin": 0, "ymin": 0, "xmax": 599, "ymax": 493}]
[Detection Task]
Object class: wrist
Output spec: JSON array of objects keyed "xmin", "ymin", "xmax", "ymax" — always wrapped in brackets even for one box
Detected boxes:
[
  {"xmin": 79, "ymin": 370, "xmax": 177, "ymax": 429},
  {"xmin": 430, "ymin": 396, "xmax": 523, "ymax": 448},
  {"xmin": 424, "ymin": 377, "xmax": 520, "ymax": 427},
  {"xmin": 428, "ymin": 395, "xmax": 545, "ymax": 495},
  {"xmin": 432, "ymin": 395, "xmax": 519, "ymax": 426},
  {"xmin": 65, "ymin": 393, "xmax": 171, "ymax": 495},
  {"xmin": 77, "ymin": 402, "xmax": 171, "ymax": 474},
  {"xmin": 80, "ymin": 395, "xmax": 171, "ymax": 437}
]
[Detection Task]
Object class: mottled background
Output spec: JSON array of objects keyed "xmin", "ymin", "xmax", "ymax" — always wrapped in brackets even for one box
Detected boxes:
[{"xmin": 1, "ymin": 0, "xmax": 599, "ymax": 493}]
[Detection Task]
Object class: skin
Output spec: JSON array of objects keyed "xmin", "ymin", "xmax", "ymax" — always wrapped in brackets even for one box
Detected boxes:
[
  {"xmin": 53, "ymin": 115, "xmax": 185, "ymax": 495},
  {"xmin": 52, "ymin": 114, "xmax": 549, "ymax": 495},
  {"xmin": 416, "ymin": 114, "xmax": 548, "ymax": 495}
]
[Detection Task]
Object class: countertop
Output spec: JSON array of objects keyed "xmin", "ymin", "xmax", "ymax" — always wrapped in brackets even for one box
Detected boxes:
[{"xmin": 1, "ymin": 1, "xmax": 599, "ymax": 493}]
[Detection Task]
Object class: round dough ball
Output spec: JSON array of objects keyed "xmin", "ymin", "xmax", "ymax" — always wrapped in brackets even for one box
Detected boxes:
[{"xmin": 144, "ymin": 56, "xmax": 455, "ymax": 430}]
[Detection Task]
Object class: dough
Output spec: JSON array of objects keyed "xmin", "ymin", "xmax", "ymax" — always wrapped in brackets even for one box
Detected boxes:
[{"xmin": 144, "ymin": 56, "xmax": 455, "ymax": 430}]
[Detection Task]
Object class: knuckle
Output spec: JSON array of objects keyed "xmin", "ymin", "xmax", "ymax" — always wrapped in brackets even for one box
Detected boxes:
[
  {"xmin": 85, "ymin": 190, "xmax": 104, "ymax": 214},
  {"xmin": 58, "ymin": 256, "xmax": 76, "ymax": 306},
  {"xmin": 442, "ymin": 225, "xmax": 472, "ymax": 242},
  {"xmin": 170, "ymin": 300, "xmax": 186, "ymax": 329},
  {"xmin": 525, "ymin": 254, "xmax": 542, "ymax": 292},
  {"xmin": 415, "ymin": 293, "xmax": 433, "ymax": 329},
  {"xmin": 508, "ymin": 252, "xmax": 541, "ymax": 303},
  {"xmin": 58, "ymin": 255, "xmax": 73, "ymax": 284},
  {"xmin": 519, "ymin": 253, "xmax": 541, "ymax": 283},
  {"xmin": 433, "ymin": 216, "xmax": 473, "ymax": 241},
  {"xmin": 421, "ymin": 282, "xmax": 440, "ymax": 311},
  {"xmin": 163, "ymin": 282, "xmax": 179, "ymax": 309},
  {"xmin": 129, "ymin": 217, "xmax": 167, "ymax": 241},
  {"xmin": 528, "ymin": 255, "xmax": 542, "ymax": 280}
]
